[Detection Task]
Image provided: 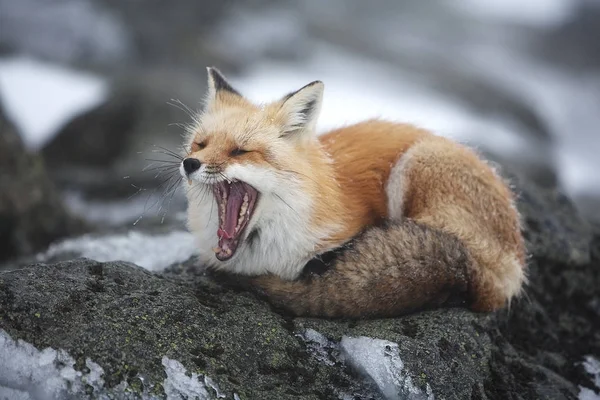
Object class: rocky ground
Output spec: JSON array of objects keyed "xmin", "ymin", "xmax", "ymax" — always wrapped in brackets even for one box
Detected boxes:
[{"xmin": 0, "ymin": 105, "xmax": 599, "ymax": 398}]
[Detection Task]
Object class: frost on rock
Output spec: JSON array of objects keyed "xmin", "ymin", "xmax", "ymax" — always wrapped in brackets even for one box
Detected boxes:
[
  {"xmin": 204, "ymin": 376, "xmax": 226, "ymax": 399},
  {"xmin": 40, "ymin": 230, "xmax": 197, "ymax": 271},
  {"xmin": 300, "ymin": 329, "xmax": 434, "ymax": 400},
  {"xmin": 579, "ymin": 355, "xmax": 600, "ymax": 400},
  {"xmin": 298, "ymin": 328, "xmax": 336, "ymax": 366},
  {"xmin": 0, "ymin": 329, "xmax": 106, "ymax": 400},
  {"xmin": 162, "ymin": 357, "xmax": 216, "ymax": 400},
  {"xmin": 0, "ymin": 329, "xmax": 229, "ymax": 400},
  {"xmin": 340, "ymin": 336, "xmax": 434, "ymax": 400}
]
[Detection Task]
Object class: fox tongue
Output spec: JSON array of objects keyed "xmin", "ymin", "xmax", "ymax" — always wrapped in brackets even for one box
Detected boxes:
[
  {"xmin": 214, "ymin": 180, "xmax": 258, "ymax": 261},
  {"xmin": 217, "ymin": 188, "xmax": 244, "ymax": 248}
]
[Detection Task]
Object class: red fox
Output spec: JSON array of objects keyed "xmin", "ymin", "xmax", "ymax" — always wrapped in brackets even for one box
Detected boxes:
[{"xmin": 180, "ymin": 67, "xmax": 527, "ymax": 318}]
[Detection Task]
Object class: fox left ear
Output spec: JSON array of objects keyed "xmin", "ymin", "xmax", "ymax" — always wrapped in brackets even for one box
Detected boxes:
[
  {"xmin": 277, "ymin": 81, "xmax": 324, "ymax": 136},
  {"xmin": 206, "ymin": 67, "xmax": 241, "ymax": 101}
]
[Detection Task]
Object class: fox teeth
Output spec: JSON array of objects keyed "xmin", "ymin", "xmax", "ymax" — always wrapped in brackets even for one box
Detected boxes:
[
  {"xmin": 212, "ymin": 247, "xmax": 221, "ymax": 253},
  {"xmin": 188, "ymin": 179, "xmax": 192, "ymax": 185},
  {"xmin": 239, "ymin": 201, "xmax": 248, "ymax": 218}
]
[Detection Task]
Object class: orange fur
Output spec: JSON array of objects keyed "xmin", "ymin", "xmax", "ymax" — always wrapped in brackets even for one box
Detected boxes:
[
  {"xmin": 183, "ymin": 68, "xmax": 527, "ymax": 317},
  {"xmin": 302, "ymin": 120, "xmax": 526, "ymax": 312},
  {"xmin": 313, "ymin": 121, "xmax": 430, "ymax": 246}
]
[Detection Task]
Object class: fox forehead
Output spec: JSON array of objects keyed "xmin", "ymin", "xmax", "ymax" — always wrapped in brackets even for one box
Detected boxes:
[{"xmin": 191, "ymin": 106, "xmax": 279, "ymax": 145}]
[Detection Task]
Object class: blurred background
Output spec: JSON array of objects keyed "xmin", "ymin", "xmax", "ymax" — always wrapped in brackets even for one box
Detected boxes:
[{"xmin": 1, "ymin": 0, "xmax": 599, "ymax": 261}]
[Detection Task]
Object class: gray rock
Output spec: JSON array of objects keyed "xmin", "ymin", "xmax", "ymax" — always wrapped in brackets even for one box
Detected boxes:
[
  {"xmin": 0, "ymin": 259, "xmax": 380, "ymax": 399},
  {"xmin": 1, "ymin": 173, "xmax": 599, "ymax": 399},
  {"xmin": 0, "ymin": 102, "xmax": 86, "ymax": 262},
  {"xmin": 41, "ymin": 68, "xmax": 207, "ymax": 202}
]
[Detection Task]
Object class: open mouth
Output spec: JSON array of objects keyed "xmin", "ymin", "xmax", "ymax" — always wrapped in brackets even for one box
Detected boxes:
[{"xmin": 212, "ymin": 180, "xmax": 259, "ymax": 261}]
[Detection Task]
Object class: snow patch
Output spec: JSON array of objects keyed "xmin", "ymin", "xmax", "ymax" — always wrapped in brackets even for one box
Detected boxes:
[
  {"xmin": 0, "ymin": 330, "xmax": 228, "ymax": 400},
  {"xmin": 40, "ymin": 230, "xmax": 197, "ymax": 271},
  {"xmin": 162, "ymin": 357, "xmax": 226, "ymax": 399},
  {"xmin": 340, "ymin": 336, "xmax": 433, "ymax": 400},
  {"xmin": 300, "ymin": 329, "xmax": 434, "ymax": 400},
  {"xmin": 162, "ymin": 357, "xmax": 210, "ymax": 400},
  {"xmin": 0, "ymin": 56, "xmax": 108, "ymax": 150},
  {"xmin": 580, "ymin": 387, "xmax": 600, "ymax": 400},
  {"xmin": 0, "ymin": 329, "xmax": 106, "ymax": 400},
  {"xmin": 579, "ymin": 355, "xmax": 600, "ymax": 400}
]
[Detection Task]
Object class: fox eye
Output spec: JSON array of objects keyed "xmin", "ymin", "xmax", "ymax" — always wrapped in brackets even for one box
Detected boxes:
[
  {"xmin": 230, "ymin": 148, "xmax": 249, "ymax": 156},
  {"xmin": 192, "ymin": 141, "xmax": 206, "ymax": 152}
]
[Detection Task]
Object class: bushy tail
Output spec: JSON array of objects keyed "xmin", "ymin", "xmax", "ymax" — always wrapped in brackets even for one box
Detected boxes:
[{"xmin": 248, "ymin": 220, "xmax": 474, "ymax": 318}]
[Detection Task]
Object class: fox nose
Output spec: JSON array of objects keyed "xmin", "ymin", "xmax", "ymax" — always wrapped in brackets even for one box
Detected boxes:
[{"xmin": 183, "ymin": 158, "xmax": 201, "ymax": 175}]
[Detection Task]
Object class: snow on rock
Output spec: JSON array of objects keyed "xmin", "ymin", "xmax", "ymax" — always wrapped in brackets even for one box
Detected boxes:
[
  {"xmin": 579, "ymin": 356, "xmax": 600, "ymax": 400},
  {"xmin": 300, "ymin": 328, "xmax": 434, "ymax": 400},
  {"xmin": 0, "ymin": 329, "xmax": 105, "ymax": 400},
  {"xmin": 162, "ymin": 356, "xmax": 227, "ymax": 399},
  {"xmin": 0, "ymin": 56, "xmax": 108, "ymax": 151},
  {"xmin": 580, "ymin": 387, "xmax": 600, "ymax": 400},
  {"xmin": 40, "ymin": 230, "xmax": 197, "ymax": 272},
  {"xmin": 162, "ymin": 357, "xmax": 209, "ymax": 399},
  {"xmin": 340, "ymin": 336, "xmax": 433, "ymax": 400},
  {"xmin": 0, "ymin": 329, "xmax": 229, "ymax": 400},
  {"xmin": 298, "ymin": 328, "xmax": 336, "ymax": 366}
]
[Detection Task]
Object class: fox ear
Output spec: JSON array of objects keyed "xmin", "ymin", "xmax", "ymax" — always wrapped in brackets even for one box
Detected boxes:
[
  {"xmin": 277, "ymin": 81, "xmax": 324, "ymax": 135},
  {"xmin": 206, "ymin": 67, "xmax": 241, "ymax": 100}
]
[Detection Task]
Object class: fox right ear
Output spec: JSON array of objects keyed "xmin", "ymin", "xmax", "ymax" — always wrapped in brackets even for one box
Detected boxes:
[
  {"xmin": 206, "ymin": 67, "xmax": 241, "ymax": 101},
  {"xmin": 277, "ymin": 80, "xmax": 324, "ymax": 136}
]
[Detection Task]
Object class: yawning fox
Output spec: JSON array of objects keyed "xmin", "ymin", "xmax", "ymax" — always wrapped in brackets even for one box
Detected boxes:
[{"xmin": 179, "ymin": 67, "xmax": 527, "ymax": 318}]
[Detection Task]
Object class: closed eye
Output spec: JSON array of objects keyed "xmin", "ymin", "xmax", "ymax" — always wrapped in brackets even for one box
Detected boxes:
[
  {"xmin": 191, "ymin": 141, "xmax": 206, "ymax": 152},
  {"xmin": 230, "ymin": 148, "xmax": 249, "ymax": 156}
]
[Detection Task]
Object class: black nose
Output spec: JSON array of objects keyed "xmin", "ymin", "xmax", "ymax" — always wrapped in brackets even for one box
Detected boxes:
[{"xmin": 183, "ymin": 158, "xmax": 201, "ymax": 174}]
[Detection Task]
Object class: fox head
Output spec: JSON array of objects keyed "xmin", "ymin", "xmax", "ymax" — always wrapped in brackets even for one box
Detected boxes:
[{"xmin": 181, "ymin": 67, "xmax": 330, "ymax": 265}]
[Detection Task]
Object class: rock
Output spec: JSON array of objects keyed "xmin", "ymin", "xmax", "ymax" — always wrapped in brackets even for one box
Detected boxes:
[
  {"xmin": 42, "ymin": 89, "xmax": 139, "ymax": 169},
  {"xmin": 41, "ymin": 68, "xmax": 207, "ymax": 202},
  {"xmin": 0, "ymin": 102, "xmax": 86, "ymax": 262},
  {"xmin": 0, "ymin": 171, "xmax": 599, "ymax": 399},
  {"xmin": 0, "ymin": 259, "xmax": 379, "ymax": 399}
]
